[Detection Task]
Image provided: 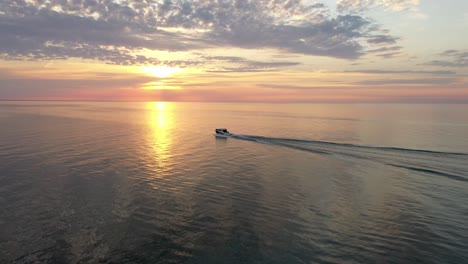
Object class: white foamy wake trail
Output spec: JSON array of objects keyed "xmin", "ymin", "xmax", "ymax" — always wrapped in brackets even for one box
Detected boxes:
[
  {"xmin": 234, "ymin": 135, "xmax": 468, "ymax": 183},
  {"xmin": 232, "ymin": 134, "xmax": 274, "ymax": 145}
]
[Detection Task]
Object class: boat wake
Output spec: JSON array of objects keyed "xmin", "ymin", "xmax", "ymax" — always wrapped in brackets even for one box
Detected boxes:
[{"xmin": 232, "ymin": 134, "xmax": 468, "ymax": 183}]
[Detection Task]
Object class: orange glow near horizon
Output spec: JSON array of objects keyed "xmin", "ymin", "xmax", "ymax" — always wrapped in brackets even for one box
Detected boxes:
[
  {"xmin": 1, "ymin": 60, "xmax": 467, "ymax": 103},
  {"xmin": 142, "ymin": 81, "xmax": 182, "ymax": 90}
]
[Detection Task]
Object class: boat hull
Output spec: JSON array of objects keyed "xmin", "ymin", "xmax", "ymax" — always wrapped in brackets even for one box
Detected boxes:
[{"xmin": 214, "ymin": 133, "xmax": 232, "ymax": 138}]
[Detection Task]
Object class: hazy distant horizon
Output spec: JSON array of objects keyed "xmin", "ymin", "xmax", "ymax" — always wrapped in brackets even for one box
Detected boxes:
[{"xmin": 1, "ymin": 99, "xmax": 468, "ymax": 104}]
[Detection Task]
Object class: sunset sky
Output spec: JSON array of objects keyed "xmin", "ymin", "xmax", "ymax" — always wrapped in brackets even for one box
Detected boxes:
[{"xmin": 0, "ymin": 0, "xmax": 467, "ymax": 102}]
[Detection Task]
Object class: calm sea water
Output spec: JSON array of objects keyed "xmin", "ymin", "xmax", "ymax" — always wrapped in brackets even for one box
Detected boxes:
[{"xmin": 0, "ymin": 102, "xmax": 467, "ymax": 263}]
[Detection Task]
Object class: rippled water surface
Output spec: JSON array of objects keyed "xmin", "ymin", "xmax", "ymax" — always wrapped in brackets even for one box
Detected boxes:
[{"xmin": 1, "ymin": 102, "xmax": 467, "ymax": 263}]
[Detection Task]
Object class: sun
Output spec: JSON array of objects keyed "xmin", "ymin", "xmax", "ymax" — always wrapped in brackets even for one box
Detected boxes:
[{"xmin": 143, "ymin": 66, "xmax": 181, "ymax": 78}]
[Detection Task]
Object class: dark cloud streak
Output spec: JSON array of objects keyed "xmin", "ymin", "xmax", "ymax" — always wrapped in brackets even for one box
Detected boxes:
[
  {"xmin": 256, "ymin": 84, "xmax": 351, "ymax": 90},
  {"xmin": 345, "ymin": 70, "xmax": 457, "ymax": 75},
  {"xmin": 337, "ymin": 0, "xmax": 419, "ymax": 13},
  {"xmin": 202, "ymin": 55, "xmax": 301, "ymax": 72},
  {"xmin": 426, "ymin": 50, "xmax": 468, "ymax": 68},
  {"xmin": 366, "ymin": 35, "xmax": 399, "ymax": 44},
  {"xmin": 354, "ymin": 78, "xmax": 459, "ymax": 85}
]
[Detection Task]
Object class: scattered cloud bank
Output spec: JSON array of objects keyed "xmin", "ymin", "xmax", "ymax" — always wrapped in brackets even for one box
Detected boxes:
[
  {"xmin": 344, "ymin": 70, "xmax": 457, "ymax": 75},
  {"xmin": 0, "ymin": 0, "xmax": 403, "ymax": 66},
  {"xmin": 256, "ymin": 84, "xmax": 349, "ymax": 90},
  {"xmin": 426, "ymin": 50, "xmax": 468, "ymax": 68},
  {"xmin": 202, "ymin": 56, "xmax": 301, "ymax": 72},
  {"xmin": 337, "ymin": 0, "xmax": 420, "ymax": 13},
  {"xmin": 354, "ymin": 78, "xmax": 459, "ymax": 85}
]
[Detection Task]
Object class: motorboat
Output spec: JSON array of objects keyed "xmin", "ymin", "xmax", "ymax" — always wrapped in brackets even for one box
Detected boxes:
[{"xmin": 214, "ymin": 128, "xmax": 233, "ymax": 138}]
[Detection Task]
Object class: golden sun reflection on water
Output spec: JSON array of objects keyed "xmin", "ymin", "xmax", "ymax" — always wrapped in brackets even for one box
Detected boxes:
[{"xmin": 146, "ymin": 102, "xmax": 174, "ymax": 174}]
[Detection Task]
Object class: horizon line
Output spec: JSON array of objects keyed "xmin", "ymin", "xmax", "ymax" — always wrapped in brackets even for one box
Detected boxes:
[{"xmin": 1, "ymin": 99, "xmax": 467, "ymax": 104}]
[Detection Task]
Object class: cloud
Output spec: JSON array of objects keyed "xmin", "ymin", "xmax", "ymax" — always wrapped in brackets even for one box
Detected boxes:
[
  {"xmin": 337, "ymin": 0, "xmax": 420, "ymax": 13},
  {"xmin": 0, "ymin": 2, "xmax": 202, "ymax": 65},
  {"xmin": 0, "ymin": 74, "xmax": 154, "ymax": 90},
  {"xmin": 365, "ymin": 45, "xmax": 405, "ymax": 58},
  {"xmin": 375, "ymin": 52, "xmax": 403, "ymax": 58},
  {"xmin": 354, "ymin": 78, "xmax": 459, "ymax": 85},
  {"xmin": 367, "ymin": 35, "xmax": 399, "ymax": 44},
  {"xmin": 203, "ymin": 13, "xmax": 373, "ymax": 59},
  {"xmin": 425, "ymin": 50, "xmax": 468, "ymax": 68},
  {"xmin": 256, "ymin": 84, "xmax": 350, "ymax": 90},
  {"xmin": 368, "ymin": 46, "xmax": 402, "ymax": 53},
  {"xmin": 344, "ymin": 70, "xmax": 457, "ymax": 75},
  {"xmin": 0, "ymin": 0, "xmax": 402, "ymax": 64},
  {"xmin": 0, "ymin": 67, "xmax": 160, "ymax": 99},
  {"xmin": 202, "ymin": 56, "xmax": 301, "ymax": 72},
  {"xmin": 258, "ymin": 76, "xmax": 462, "ymax": 90}
]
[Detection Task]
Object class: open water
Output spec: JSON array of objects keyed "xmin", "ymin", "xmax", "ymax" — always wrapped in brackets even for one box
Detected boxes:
[{"xmin": 0, "ymin": 102, "xmax": 467, "ymax": 263}]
